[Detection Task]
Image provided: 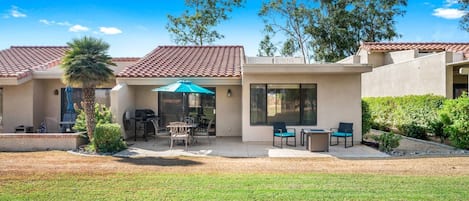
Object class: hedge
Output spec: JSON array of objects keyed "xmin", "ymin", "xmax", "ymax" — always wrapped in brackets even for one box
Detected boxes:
[{"xmin": 362, "ymin": 94, "xmax": 445, "ymax": 139}]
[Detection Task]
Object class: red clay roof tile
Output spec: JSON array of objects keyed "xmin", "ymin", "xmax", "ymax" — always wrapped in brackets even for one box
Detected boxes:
[
  {"xmin": 0, "ymin": 46, "xmax": 69, "ymax": 78},
  {"xmin": 117, "ymin": 46, "xmax": 244, "ymax": 78},
  {"xmin": 360, "ymin": 42, "xmax": 469, "ymax": 58}
]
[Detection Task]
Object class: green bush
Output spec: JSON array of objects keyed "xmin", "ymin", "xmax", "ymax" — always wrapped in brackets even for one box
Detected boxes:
[
  {"xmin": 398, "ymin": 123, "xmax": 427, "ymax": 140},
  {"xmin": 428, "ymin": 119, "xmax": 448, "ymax": 143},
  {"xmin": 362, "ymin": 100, "xmax": 372, "ymax": 135},
  {"xmin": 73, "ymin": 103, "xmax": 112, "ymax": 133},
  {"xmin": 93, "ymin": 123, "xmax": 127, "ymax": 153},
  {"xmin": 363, "ymin": 95, "xmax": 445, "ymax": 137},
  {"xmin": 371, "ymin": 132, "xmax": 402, "ymax": 153},
  {"xmin": 439, "ymin": 94, "xmax": 469, "ymax": 149}
]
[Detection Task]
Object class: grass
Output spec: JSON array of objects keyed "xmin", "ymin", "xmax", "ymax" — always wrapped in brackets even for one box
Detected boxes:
[{"xmin": 1, "ymin": 172, "xmax": 468, "ymax": 201}]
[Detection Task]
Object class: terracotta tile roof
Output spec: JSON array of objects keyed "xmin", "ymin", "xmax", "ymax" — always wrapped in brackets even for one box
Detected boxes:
[
  {"xmin": 117, "ymin": 46, "xmax": 244, "ymax": 78},
  {"xmin": 360, "ymin": 42, "xmax": 469, "ymax": 58},
  {"xmin": 0, "ymin": 46, "xmax": 69, "ymax": 79},
  {"xmin": 111, "ymin": 57, "xmax": 140, "ymax": 62}
]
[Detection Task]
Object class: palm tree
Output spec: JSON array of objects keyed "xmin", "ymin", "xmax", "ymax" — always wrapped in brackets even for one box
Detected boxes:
[{"xmin": 61, "ymin": 36, "xmax": 115, "ymax": 144}]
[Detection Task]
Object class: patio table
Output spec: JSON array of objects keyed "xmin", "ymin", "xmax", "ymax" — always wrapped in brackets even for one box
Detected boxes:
[
  {"xmin": 301, "ymin": 129, "xmax": 331, "ymax": 152},
  {"xmin": 167, "ymin": 122, "xmax": 198, "ymax": 144}
]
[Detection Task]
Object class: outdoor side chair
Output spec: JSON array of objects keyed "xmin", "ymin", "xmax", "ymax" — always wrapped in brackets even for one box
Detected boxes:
[
  {"xmin": 330, "ymin": 122, "xmax": 354, "ymax": 148},
  {"xmin": 194, "ymin": 118, "xmax": 213, "ymax": 145},
  {"xmin": 272, "ymin": 122, "xmax": 296, "ymax": 148},
  {"xmin": 169, "ymin": 122, "xmax": 190, "ymax": 150},
  {"xmin": 150, "ymin": 119, "xmax": 170, "ymax": 143}
]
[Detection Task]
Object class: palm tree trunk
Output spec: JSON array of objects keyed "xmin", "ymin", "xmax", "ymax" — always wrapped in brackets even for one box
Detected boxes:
[{"xmin": 83, "ymin": 87, "xmax": 96, "ymax": 142}]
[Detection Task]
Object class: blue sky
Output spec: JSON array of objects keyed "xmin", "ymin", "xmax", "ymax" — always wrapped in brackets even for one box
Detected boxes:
[{"xmin": 1, "ymin": 0, "xmax": 468, "ymax": 57}]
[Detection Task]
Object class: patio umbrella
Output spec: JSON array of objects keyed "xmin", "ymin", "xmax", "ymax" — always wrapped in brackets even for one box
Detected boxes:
[
  {"xmin": 152, "ymin": 80, "xmax": 214, "ymax": 120},
  {"xmin": 65, "ymin": 86, "xmax": 75, "ymax": 113}
]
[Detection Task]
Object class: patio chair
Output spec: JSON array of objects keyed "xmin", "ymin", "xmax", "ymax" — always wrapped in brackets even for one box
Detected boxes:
[
  {"xmin": 169, "ymin": 122, "xmax": 190, "ymax": 150},
  {"xmin": 150, "ymin": 119, "xmax": 170, "ymax": 142},
  {"xmin": 194, "ymin": 119, "xmax": 213, "ymax": 145},
  {"xmin": 272, "ymin": 122, "xmax": 296, "ymax": 148},
  {"xmin": 330, "ymin": 122, "xmax": 354, "ymax": 148}
]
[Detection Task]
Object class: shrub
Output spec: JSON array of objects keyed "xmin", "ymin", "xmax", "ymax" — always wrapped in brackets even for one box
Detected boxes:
[
  {"xmin": 362, "ymin": 100, "xmax": 372, "ymax": 135},
  {"xmin": 428, "ymin": 119, "xmax": 448, "ymax": 143},
  {"xmin": 398, "ymin": 123, "xmax": 427, "ymax": 140},
  {"xmin": 73, "ymin": 103, "xmax": 112, "ymax": 133},
  {"xmin": 371, "ymin": 132, "xmax": 402, "ymax": 153},
  {"xmin": 92, "ymin": 123, "xmax": 127, "ymax": 153},
  {"xmin": 363, "ymin": 95, "xmax": 445, "ymax": 135},
  {"xmin": 439, "ymin": 94, "xmax": 469, "ymax": 149}
]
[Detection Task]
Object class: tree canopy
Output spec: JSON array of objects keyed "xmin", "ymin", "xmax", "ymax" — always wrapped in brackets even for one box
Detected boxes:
[
  {"xmin": 459, "ymin": 0, "xmax": 469, "ymax": 32},
  {"xmin": 259, "ymin": 0, "xmax": 407, "ymax": 63},
  {"xmin": 166, "ymin": 0, "xmax": 245, "ymax": 45}
]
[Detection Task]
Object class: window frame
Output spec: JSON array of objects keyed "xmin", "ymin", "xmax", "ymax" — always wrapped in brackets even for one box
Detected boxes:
[{"xmin": 249, "ymin": 83, "xmax": 317, "ymax": 126}]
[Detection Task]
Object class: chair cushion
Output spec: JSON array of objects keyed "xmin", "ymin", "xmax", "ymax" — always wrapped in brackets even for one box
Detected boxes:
[
  {"xmin": 332, "ymin": 132, "xmax": 353, "ymax": 137},
  {"xmin": 274, "ymin": 132, "xmax": 295, "ymax": 137}
]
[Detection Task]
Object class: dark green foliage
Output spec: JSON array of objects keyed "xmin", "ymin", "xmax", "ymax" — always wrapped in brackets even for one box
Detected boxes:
[
  {"xmin": 398, "ymin": 123, "xmax": 427, "ymax": 140},
  {"xmin": 166, "ymin": 0, "xmax": 245, "ymax": 45},
  {"xmin": 92, "ymin": 123, "xmax": 127, "ymax": 153},
  {"xmin": 428, "ymin": 119, "xmax": 448, "ymax": 143},
  {"xmin": 258, "ymin": 34, "xmax": 277, "ymax": 56},
  {"xmin": 459, "ymin": 0, "xmax": 469, "ymax": 32},
  {"xmin": 362, "ymin": 100, "xmax": 372, "ymax": 135},
  {"xmin": 439, "ymin": 94, "xmax": 469, "ymax": 149},
  {"xmin": 363, "ymin": 95, "xmax": 445, "ymax": 139},
  {"xmin": 73, "ymin": 103, "xmax": 112, "ymax": 132},
  {"xmin": 371, "ymin": 132, "xmax": 402, "ymax": 153}
]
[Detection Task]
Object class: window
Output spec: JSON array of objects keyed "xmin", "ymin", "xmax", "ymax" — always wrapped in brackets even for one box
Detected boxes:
[
  {"xmin": 60, "ymin": 88, "xmax": 111, "ymax": 120},
  {"xmin": 250, "ymin": 84, "xmax": 317, "ymax": 125}
]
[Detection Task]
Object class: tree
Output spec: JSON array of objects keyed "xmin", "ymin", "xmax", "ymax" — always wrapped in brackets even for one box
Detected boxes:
[
  {"xmin": 61, "ymin": 36, "xmax": 115, "ymax": 146},
  {"xmin": 307, "ymin": 0, "xmax": 407, "ymax": 62},
  {"xmin": 459, "ymin": 0, "xmax": 469, "ymax": 32},
  {"xmin": 259, "ymin": 0, "xmax": 312, "ymax": 63},
  {"xmin": 166, "ymin": 0, "xmax": 245, "ymax": 45},
  {"xmin": 258, "ymin": 34, "xmax": 277, "ymax": 56}
]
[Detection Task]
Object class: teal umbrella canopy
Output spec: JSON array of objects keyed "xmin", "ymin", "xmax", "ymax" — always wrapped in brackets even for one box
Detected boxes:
[{"xmin": 152, "ymin": 80, "xmax": 214, "ymax": 94}]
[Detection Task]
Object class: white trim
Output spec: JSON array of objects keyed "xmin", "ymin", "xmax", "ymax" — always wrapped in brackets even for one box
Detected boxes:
[{"xmin": 0, "ymin": 76, "xmax": 32, "ymax": 85}]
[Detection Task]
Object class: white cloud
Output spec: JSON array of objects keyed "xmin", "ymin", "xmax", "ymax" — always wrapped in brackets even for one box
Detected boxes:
[
  {"xmin": 445, "ymin": 0, "xmax": 459, "ymax": 7},
  {"xmin": 39, "ymin": 19, "xmax": 71, "ymax": 26},
  {"xmin": 69, "ymin": 24, "xmax": 89, "ymax": 32},
  {"xmin": 99, "ymin": 27, "xmax": 122, "ymax": 35},
  {"xmin": 5, "ymin": 6, "xmax": 27, "ymax": 18},
  {"xmin": 433, "ymin": 8, "xmax": 466, "ymax": 19}
]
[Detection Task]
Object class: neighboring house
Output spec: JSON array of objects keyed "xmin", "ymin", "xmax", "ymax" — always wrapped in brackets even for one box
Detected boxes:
[
  {"xmin": 339, "ymin": 42, "xmax": 469, "ymax": 98},
  {"xmin": 112, "ymin": 46, "xmax": 371, "ymax": 142},
  {"xmin": 0, "ymin": 46, "xmax": 138, "ymax": 133}
]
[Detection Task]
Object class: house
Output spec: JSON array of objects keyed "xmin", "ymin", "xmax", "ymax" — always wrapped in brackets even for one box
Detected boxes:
[
  {"xmin": 112, "ymin": 46, "xmax": 371, "ymax": 143},
  {"xmin": 0, "ymin": 46, "xmax": 138, "ymax": 133},
  {"xmin": 1, "ymin": 45, "xmax": 371, "ymax": 145},
  {"xmin": 339, "ymin": 42, "xmax": 469, "ymax": 98}
]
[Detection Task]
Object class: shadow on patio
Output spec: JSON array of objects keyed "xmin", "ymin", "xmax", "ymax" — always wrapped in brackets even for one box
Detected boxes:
[{"xmin": 115, "ymin": 136, "xmax": 389, "ymax": 158}]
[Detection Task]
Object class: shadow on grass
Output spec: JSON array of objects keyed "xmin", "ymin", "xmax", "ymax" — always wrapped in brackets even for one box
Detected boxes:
[{"xmin": 115, "ymin": 156, "xmax": 203, "ymax": 167}]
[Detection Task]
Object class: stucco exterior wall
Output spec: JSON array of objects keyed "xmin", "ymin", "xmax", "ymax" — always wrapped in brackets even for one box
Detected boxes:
[
  {"xmin": 2, "ymin": 81, "xmax": 34, "ymax": 132},
  {"xmin": 215, "ymin": 85, "xmax": 242, "ymax": 137},
  {"xmin": 362, "ymin": 52, "xmax": 450, "ymax": 98},
  {"xmin": 111, "ymin": 83, "xmax": 135, "ymax": 139},
  {"xmin": 242, "ymin": 74, "xmax": 362, "ymax": 142},
  {"xmin": 358, "ymin": 50, "xmax": 384, "ymax": 67},
  {"xmin": 384, "ymin": 50, "xmax": 417, "ymax": 65}
]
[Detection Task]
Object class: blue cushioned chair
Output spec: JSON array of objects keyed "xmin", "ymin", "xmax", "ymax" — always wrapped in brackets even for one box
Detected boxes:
[
  {"xmin": 330, "ymin": 122, "xmax": 354, "ymax": 148},
  {"xmin": 273, "ymin": 122, "xmax": 296, "ymax": 148}
]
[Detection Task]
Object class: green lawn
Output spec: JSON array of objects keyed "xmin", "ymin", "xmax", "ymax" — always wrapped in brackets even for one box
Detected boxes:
[{"xmin": 1, "ymin": 172, "xmax": 468, "ymax": 200}]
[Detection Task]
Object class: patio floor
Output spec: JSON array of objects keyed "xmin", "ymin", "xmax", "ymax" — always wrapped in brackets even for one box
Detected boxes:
[{"xmin": 115, "ymin": 136, "xmax": 389, "ymax": 158}]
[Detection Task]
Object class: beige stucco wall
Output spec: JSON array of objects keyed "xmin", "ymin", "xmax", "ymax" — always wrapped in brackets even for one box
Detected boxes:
[
  {"xmin": 358, "ymin": 50, "xmax": 384, "ymax": 67},
  {"xmin": 242, "ymin": 73, "xmax": 363, "ymax": 142},
  {"xmin": 362, "ymin": 52, "xmax": 451, "ymax": 98},
  {"xmin": 215, "ymin": 85, "xmax": 242, "ymax": 136},
  {"xmin": 111, "ymin": 83, "xmax": 135, "ymax": 139},
  {"xmin": 384, "ymin": 50, "xmax": 417, "ymax": 65},
  {"xmin": 2, "ymin": 81, "xmax": 34, "ymax": 132}
]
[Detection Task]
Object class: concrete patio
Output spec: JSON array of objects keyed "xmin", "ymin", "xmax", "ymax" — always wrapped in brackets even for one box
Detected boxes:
[{"xmin": 115, "ymin": 136, "xmax": 389, "ymax": 158}]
